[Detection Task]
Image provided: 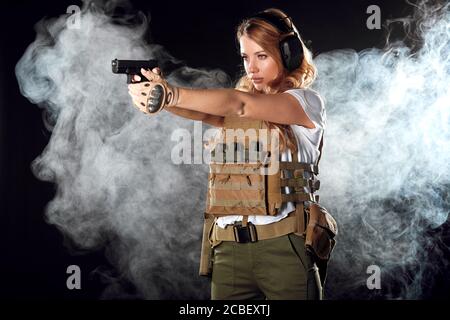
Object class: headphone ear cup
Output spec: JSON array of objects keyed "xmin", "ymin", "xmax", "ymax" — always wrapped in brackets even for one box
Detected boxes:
[{"xmin": 280, "ymin": 35, "xmax": 304, "ymax": 71}]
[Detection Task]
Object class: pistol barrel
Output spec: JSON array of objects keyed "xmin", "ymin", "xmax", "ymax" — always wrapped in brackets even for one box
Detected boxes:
[{"xmin": 111, "ymin": 59, "xmax": 158, "ymax": 74}]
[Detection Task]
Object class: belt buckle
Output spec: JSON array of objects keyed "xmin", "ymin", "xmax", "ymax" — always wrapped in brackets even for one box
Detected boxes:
[{"xmin": 233, "ymin": 222, "xmax": 258, "ymax": 243}]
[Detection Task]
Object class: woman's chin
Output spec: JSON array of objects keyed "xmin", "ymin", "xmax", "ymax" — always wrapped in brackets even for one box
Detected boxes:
[{"xmin": 254, "ymin": 83, "xmax": 266, "ymax": 91}]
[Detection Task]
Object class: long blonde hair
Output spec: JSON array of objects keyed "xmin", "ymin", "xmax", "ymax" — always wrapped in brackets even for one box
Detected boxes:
[{"xmin": 235, "ymin": 8, "xmax": 317, "ymax": 152}]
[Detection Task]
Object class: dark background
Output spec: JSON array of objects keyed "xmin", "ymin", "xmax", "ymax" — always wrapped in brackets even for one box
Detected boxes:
[{"xmin": 0, "ymin": 0, "xmax": 447, "ymax": 299}]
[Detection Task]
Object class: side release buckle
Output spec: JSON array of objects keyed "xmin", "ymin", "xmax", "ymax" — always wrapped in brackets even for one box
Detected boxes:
[{"xmin": 233, "ymin": 222, "xmax": 258, "ymax": 243}]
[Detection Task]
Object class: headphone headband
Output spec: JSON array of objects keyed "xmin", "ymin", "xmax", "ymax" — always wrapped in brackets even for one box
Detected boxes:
[{"xmin": 250, "ymin": 12, "xmax": 297, "ymax": 38}]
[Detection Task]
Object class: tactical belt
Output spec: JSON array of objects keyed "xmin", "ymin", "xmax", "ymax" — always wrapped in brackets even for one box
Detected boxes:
[{"xmin": 210, "ymin": 211, "xmax": 300, "ymax": 244}]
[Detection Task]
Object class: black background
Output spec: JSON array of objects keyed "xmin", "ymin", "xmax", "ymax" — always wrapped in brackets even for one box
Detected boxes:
[{"xmin": 0, "ymin": 0, "xmax": 447, "ymax": 300}]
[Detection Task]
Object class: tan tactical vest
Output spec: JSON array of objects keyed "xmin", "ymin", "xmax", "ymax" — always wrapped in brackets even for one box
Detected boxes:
[
  {"xmin": 205, "ymin": 115, "xmax": 321, "ymax": 217},
  {"xmin": 199, "ymin": 116, "xmax": 335, "ymax": 278}
]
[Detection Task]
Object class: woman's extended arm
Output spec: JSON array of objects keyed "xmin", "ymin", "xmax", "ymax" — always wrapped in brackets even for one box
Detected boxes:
[
  {"xmin": 165, "ymin": 106, "xmax": 224, "ymax": 127},
  {"xmin": 176, "ymin": 87, "xmax": 315, "ymax": 129},
  {"xmin": 129, "ymin": 68, "xmax": 315, "ymax": 129}
]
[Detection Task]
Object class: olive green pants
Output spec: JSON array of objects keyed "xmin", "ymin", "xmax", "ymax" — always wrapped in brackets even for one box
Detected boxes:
[{"xmin": 211, "ymin": 233, "xmax": 323, "ymax": 300}]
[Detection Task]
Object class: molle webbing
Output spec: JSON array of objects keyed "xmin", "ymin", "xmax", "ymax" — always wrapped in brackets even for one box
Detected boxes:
[{"xmin": 205, "ymin": 116, "xmax": 320, "ymax": 216}]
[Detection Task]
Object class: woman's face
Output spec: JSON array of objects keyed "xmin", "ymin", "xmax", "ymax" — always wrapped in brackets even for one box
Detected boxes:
[{"xmin": 239, "ymin": 35, "xmax": 280, "ymax": 92}]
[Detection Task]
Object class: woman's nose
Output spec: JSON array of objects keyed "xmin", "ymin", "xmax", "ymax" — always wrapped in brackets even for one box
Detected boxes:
[{"xmin": 248, "ymin": 59, "xmax": 259, "ymax": 73}]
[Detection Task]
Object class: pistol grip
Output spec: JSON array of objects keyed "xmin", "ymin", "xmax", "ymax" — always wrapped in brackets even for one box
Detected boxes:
[{"xmin": 127, "ymin": 74, "xmax": 133, "ymax": 84}]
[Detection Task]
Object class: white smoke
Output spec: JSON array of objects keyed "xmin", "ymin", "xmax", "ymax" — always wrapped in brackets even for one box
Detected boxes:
[
  {"xmin": 15, "ymin": 0, "xmax": 449, "ymax": 299},
  {"xmin": 15, "ymin": 0, "xmax": 229, "ymax": 299},
  {"xmin": 314, "ymin": 0, "xmax": 449, "ymax": 299}
]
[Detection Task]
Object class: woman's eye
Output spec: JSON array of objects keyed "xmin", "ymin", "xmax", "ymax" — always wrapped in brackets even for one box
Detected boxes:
[
  {"xmin": 258, "ymin": 55, "xmax": 267, "ymax": 59},
  {"xmin": 241, "ymin": 56, "xmax": 248, "ymax": 61}
]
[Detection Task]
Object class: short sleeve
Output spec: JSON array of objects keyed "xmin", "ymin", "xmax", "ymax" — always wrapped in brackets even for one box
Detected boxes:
[{"xmin": 284, "ymin": 88, "xmax": 326, "ymax": 130}]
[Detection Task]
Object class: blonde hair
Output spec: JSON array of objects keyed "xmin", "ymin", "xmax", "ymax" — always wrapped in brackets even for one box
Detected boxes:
[{"xmin": 235, "ymin": 8, "xmax": 317, "ymax": 152}]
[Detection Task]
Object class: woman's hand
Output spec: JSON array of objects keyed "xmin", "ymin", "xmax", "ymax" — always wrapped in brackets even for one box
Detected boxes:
[{"xmin": 127, "ymin": 67, "xmax": 179, "ymax": 115}]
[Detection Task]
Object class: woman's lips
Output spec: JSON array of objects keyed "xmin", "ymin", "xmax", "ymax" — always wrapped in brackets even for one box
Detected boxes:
[{"xmin": 252, "ymin": 78, "xmax": 264, "ymax": 84}]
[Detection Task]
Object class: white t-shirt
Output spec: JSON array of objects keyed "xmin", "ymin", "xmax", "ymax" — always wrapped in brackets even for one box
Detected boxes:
[{"xmin": 215, "ymin": 87, "xmax": 326, "ymax": 228}]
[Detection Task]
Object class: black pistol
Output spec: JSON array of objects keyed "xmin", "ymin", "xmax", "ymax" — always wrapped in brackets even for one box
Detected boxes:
[{"xmin": 111, "ymin": 59, "xmax": 159, "ymax": 84}]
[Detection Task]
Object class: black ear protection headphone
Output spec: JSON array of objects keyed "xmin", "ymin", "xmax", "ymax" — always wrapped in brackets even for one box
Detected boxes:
[{"xmin": 247, "ymin": 11, "xmax": 304, "ymax": 72}]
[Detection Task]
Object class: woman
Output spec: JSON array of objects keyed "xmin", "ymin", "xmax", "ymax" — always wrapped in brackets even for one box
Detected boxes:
[{"xmin": 128, "ymin": 8, "xmax": 327, "ymax": 300}]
